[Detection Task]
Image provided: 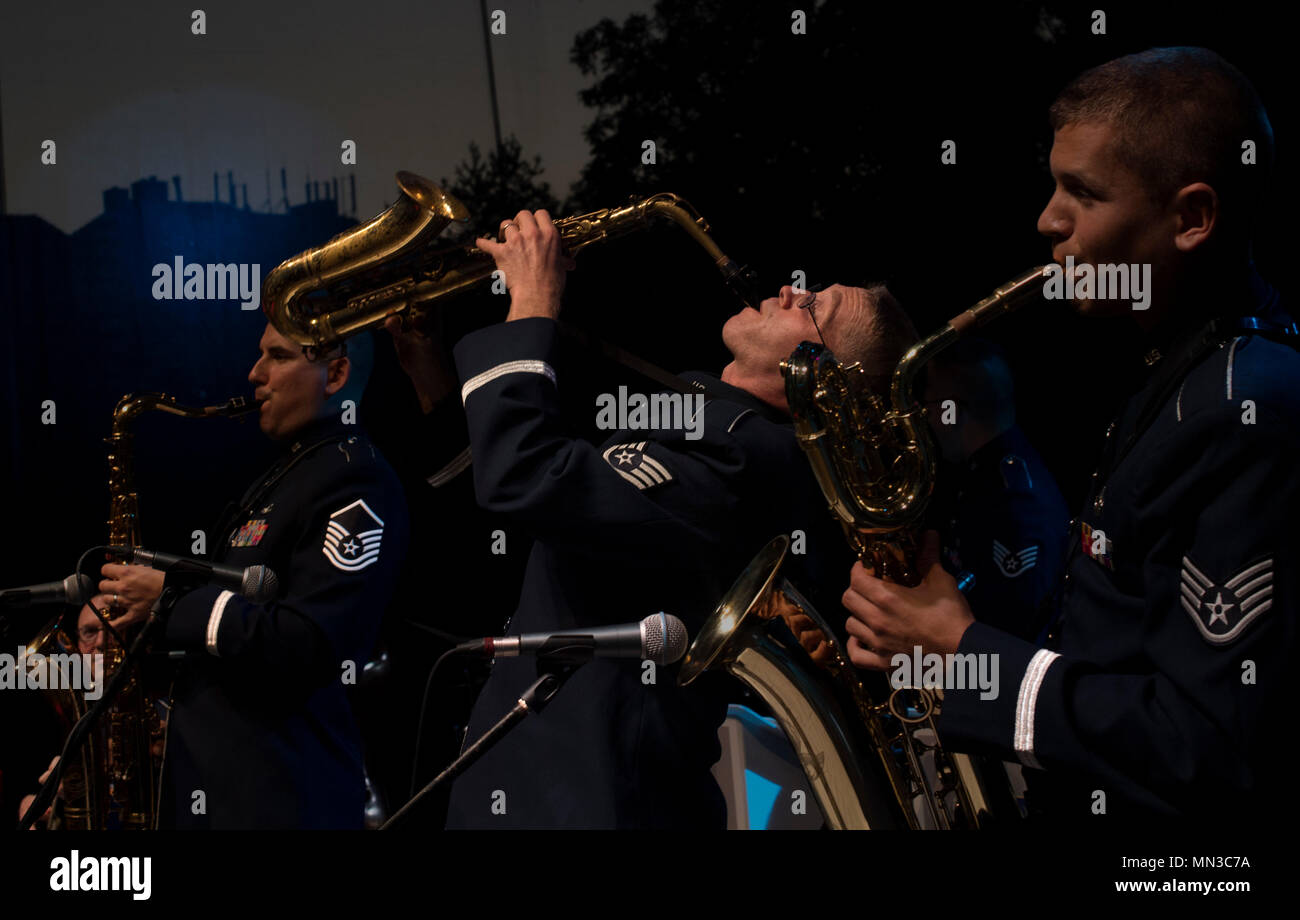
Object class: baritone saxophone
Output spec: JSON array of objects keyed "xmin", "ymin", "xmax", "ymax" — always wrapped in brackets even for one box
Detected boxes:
[{"xmin": 681, "ymin": 267, "xmax": 1050, "ymax": 829}]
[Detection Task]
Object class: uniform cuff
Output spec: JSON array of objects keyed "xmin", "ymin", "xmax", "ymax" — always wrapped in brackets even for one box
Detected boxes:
[
  {"xmin": 166, "ymin": 584, "xmax": 233, "ymax": 656},
  {"xmin": 938, "ymin": 621, "xmax": 1058, "ymax": 769},
  {"xmin": 453, "ymin": 317, "xmax": 559, "ymax": 403}
]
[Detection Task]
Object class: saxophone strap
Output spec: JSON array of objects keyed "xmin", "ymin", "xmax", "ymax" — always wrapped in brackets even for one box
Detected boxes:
[
  {"xmin": 212, "ymin": 432, "xmax": 350, "ymax": 546},
  {"xmin": 559, "ymin": 322, "xmax": 709, "ymax": 397}
]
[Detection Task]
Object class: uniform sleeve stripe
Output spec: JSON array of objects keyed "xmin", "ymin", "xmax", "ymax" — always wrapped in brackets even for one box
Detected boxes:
[
  {"xmin": 206, "ymin": 590, "xmax": 235, "ymax": 656},
  {"xmin": 1225, "ymin": 335, "xmax": 1244, "ymax": 401},
  {"xmin": 426, "ymin": 446, "xmax": 473, "ymax": 488},
  {"xmin": 461, "ymin": 360, "xmax": 556, "ymax": 403},
  {"xmin": 1013, "ymin": 649, "xmax": 1060, "ymax": 770}
]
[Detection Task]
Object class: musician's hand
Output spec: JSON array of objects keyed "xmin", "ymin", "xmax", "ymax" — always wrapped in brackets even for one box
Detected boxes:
[
  {"xmin": 475, "ymin": 209, "xmax": 575, "ymax": 322},
  {"xmin": 842, "ymin": 530, "xmax": 975, "ymax": 670},
  {"xmin": 382, "ymin": 315, "xmax": 457, "ymax": 413},
  {"xmin": 18, "ymin": 756, "xmax": 62, "ymax": 826},
  {"xmin": 99, "ymin": 563, "xmax": 165, "ymax": 631}
]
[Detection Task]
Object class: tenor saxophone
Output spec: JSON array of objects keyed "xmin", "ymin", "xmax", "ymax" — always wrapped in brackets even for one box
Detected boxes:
[
  {"xmin": 262, "ymin": 171, "xmax": 757, "ymax": 350},
  {"xmin": 25, "ymin": 392, "xmax": 255, "ymax": 829},
  {"xmin": 681, "ymin": 267, "xmax": 1049, "ymax": 829}
]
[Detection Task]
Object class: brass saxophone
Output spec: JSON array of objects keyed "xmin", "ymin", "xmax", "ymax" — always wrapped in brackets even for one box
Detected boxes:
[
  {"xmin": 263, "ymin": 171, "xmax": 756, "ymax": 350},
  {"xmin": 25, "ymin": 392, "xmax": 255, "ymax": 829},
  {"xmin": 681, "ymin": 267, "xmax": 1049, "ymax": 829}
]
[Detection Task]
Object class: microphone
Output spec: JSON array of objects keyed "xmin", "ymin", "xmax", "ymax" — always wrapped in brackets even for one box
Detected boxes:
[
  {"xmin": 110, "ymin": 547, "xmax": 279, "ymax": 603},
  {"xmin": 456, "ymin": 613, "xmax": 689, "ymax": 665},
  {"xmin": 0, "ymin": 574, "xmax": 94, "ymax": 608}
]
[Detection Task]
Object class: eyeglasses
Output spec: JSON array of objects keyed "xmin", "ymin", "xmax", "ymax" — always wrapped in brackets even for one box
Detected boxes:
[{"xmin": 795, "ymin": 283, "xmax": 827, "ymax": 346}]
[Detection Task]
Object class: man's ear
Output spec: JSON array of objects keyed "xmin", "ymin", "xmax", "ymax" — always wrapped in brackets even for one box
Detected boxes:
[
  {"xmin": 1172, "ymin": 182, "xmax": 1219, "ymax": 252},
  {"xmin": 324, "ymin": 355, "xmax": 351, "ymax": 397}
]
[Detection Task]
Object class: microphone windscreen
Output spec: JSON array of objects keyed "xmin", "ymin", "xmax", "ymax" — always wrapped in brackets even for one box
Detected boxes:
[
  {"xmin": 642, "ymin": 613, "xmax": 689, "ymax": 665},
  {"xmin": 242, "ymin": 566, "xmax": 280, "ymax": 603},
  {"xmin": 64, "ymin": 574, "xmax": 95, "ymax": 606}
]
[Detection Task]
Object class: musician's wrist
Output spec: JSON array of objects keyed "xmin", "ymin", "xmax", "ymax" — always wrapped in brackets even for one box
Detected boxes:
[{"xmin": 506, "ymin": 292, "xmax": 562, "ymax": 322}]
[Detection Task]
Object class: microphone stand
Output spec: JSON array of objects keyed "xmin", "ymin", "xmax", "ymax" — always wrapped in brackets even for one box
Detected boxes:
[
  {"xmin": 380, "ymin": 644, "xmax": 594, "ymax": 830},
  {"xmin": 16, "ymin": 570, "xmax": 197, "ymax": 831}
]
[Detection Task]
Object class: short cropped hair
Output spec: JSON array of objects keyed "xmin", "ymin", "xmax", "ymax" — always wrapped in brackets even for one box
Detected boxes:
[
  {"xmin": 827, "ymin": 284, "xmax": 919, "ymax": 393},
  {"xmin": 1049, "ymin": 47, "xmax": 1273, "ymax": 241},
  {"xmin": 312, "ymin": 331, "xmax": 375, "ymax": 405}
]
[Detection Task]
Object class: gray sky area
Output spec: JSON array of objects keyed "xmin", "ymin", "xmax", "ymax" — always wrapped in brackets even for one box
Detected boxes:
[{"xmin": 0, "ymin": 0, "xmax": 653, "ymax": 232}]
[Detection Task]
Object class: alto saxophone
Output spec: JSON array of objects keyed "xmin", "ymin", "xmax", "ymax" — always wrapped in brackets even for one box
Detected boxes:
[
  {"xmin": 262, "ymin": 171, "xmax": 757, "ymax": 350},
  {"xmin": 681, "ymin": 267, "xmax": 1049, "ymax": 829},
  {"xmin": 25, "ymin": 392, "xmax": 255, "ymax": 829}
]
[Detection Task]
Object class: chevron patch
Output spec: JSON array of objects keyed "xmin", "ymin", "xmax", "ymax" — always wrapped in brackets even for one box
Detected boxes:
[
  {"xmin": 602, "ymin": 441, "xmax": 673, "ymax": 491},
  {"xmin": 1180, "ymin": 555, "xmax": 1273, "ymax": 645},
  {"xmin": 322, "ymin": 499, "xmax": 384, "ymax": 572},
  {"xmin": 992, "ymin": 540, "xmax": 1038, "ymax": 579}
]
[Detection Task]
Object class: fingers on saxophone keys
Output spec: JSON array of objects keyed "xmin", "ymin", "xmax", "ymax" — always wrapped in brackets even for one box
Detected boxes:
[
  {"xmin": 846, "ymin": 634, "xmax": 892, "ymax": 671},
  {"xmin": 512, "ymin": 210, "xmax": 539, "ymax": 236}
]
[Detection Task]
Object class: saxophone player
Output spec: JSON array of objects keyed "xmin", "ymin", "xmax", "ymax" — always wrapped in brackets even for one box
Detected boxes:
[
  {"xmin": 97, "ymin": 324, "xmax": 410, "ymax": 828},
  {"xmin": 842, "ymin": 47, "xmax": 1298, "ymax": 823},
  {"xmin": 425, "ymin": 208, "xmax": 917, "ymax": 828}
]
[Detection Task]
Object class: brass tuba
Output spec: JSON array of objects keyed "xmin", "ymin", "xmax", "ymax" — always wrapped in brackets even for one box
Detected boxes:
[
  {"xmin": 681, "ymin": 267, "xmax": 1049, "ymax": 829},
  {"xmin": 24, "ymin": 392, "xmax": 255, "ymax": 829},
  {"xmin": 263, "ymin": 171, "xmax": 756, "ymax": 350}
]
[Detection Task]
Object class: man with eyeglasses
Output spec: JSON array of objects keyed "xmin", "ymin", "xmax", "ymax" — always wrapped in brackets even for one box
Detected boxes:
[
  {"xmin": 431, "ymin": 209, "xmax": 918, "ymax": 828},
  {"xmin": 14, "ymin": 599, "xmax": 112, "ymax": 826}
]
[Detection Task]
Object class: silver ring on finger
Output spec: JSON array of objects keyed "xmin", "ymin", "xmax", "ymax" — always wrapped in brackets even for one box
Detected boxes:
[
  {"xmin": 113, "ymin": 593, "xmax": 120, "ymax": 607},
  {"xmin": 501, "ymin": 221, "xmax": 519, "ymax": 233}
]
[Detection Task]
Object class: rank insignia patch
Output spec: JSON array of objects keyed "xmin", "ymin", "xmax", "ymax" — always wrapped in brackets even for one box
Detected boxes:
[
  {"xmin": 602, "ymin": 441, "xmax": 673, "ymax": 491},
  {"xmin": 230, "ymin": 519, "xmax": 268, "ymax": 548},
  {"xmin": 993, "ymin": 540, "xmax": 1038, "ymax": 578},
  {"xmin": 323, "ymin": 499, "xmax": 384, "ymax": 572},
  {"xmin": 1180, "ymin": 555, "xmax": 1273, "ymax": 645}
]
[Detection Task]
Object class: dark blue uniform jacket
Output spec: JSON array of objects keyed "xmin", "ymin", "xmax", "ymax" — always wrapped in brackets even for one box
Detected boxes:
[
  {"xmin": 161, "ymin": 418, "xmax": 409, "ymax": 828},
  {"xmin": 940, "ymin": 276, "xmax": 1298, "ymax": 822},
  {"xmin": 937, "ymin": 424, "xmax": 1070, "ymax": 640},
  {"xmin": 444, "ymin": 318, "xmax": 848, "ymax": 828}
]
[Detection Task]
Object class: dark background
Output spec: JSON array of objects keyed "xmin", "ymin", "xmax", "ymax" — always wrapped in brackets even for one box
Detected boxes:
[{"xmin": 1, "ymin": 0, "xmax": 1294, "ymax": 821}]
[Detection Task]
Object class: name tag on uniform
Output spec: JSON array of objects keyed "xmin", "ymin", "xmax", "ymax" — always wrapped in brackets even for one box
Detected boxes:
[{"xmin": 231, "ymin": 518, "xmax": 269, "ymax": 547}]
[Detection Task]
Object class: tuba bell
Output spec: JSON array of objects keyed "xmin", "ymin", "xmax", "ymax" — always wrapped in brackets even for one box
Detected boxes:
[
  {"xmin": 263, "ymin": 171, "xmax": 757, "ymax": 351},
  {"xmin": 681, "ymin": 267, "xmax": 1050, "ymax": 829}
]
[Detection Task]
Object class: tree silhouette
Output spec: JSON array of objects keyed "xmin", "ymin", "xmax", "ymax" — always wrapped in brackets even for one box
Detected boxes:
[{"xmin": 441, "ymin": 135, "xmax": 561, "ymax": 241}]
